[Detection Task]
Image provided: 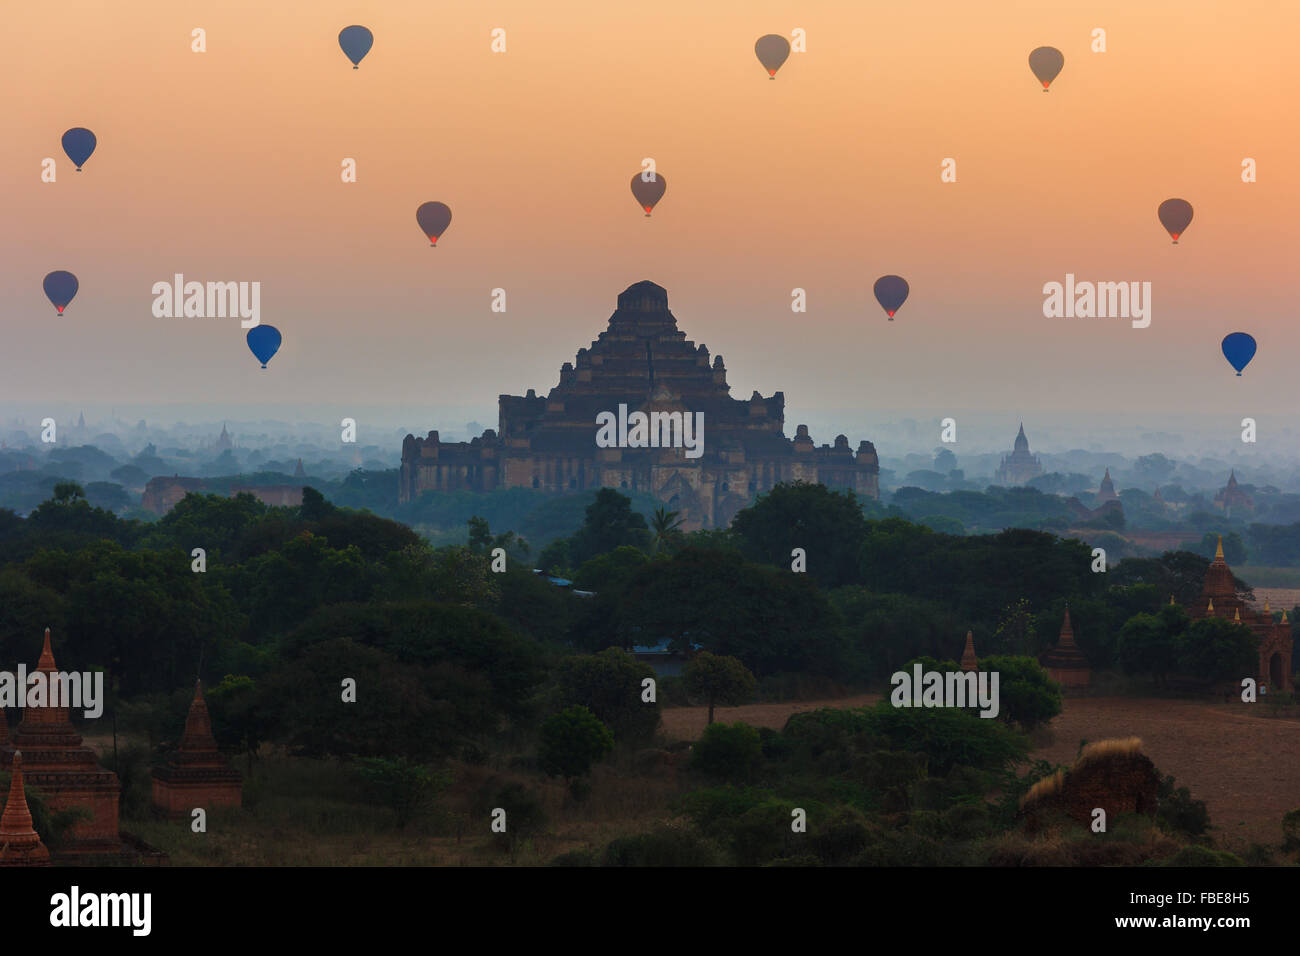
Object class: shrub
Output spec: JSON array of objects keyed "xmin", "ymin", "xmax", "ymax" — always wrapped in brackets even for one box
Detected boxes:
[
  {"xmin": 1282, "ymin": 808, "xmax": 1300, "ymax": 850},
  {"xmin": 1155, "ymin": 846, "xmax": 1243, "ymax": 867},
  {"xmin": 538, "ymin": 706, "xmax": 614, "ymax": 782},
  {"xmin": 601, "ymin": 825, "xmax": 722, "ymax": 866},
  {"xmin": 353, "ymin": 757, "xmax": 449, "ymax": 829},
  {"xmin": 808, "ymin": 807, "xmax": 870, "ymax": 864},
  {"xmin": 1156, "ymin": 774, "xmax": 1209, "ymax": 837},
  {"xmin": 691, "ymin": 722, "xmax": 763, "ymax": 781}
]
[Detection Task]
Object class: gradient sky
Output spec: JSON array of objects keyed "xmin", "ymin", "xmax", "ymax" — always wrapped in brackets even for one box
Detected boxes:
[{"xmin": 3, "ymin": 0, "xmax": 1297, "ymax": 453}]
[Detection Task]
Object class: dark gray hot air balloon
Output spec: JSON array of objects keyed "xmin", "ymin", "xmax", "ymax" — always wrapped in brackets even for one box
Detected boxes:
[
  {"xmin": 755, "ymin": 34, "xmax": 791, "ymax": 79},
  {"xmin": 630, "ymin": 173, "xmax": 666, "ymax": 217},
  {"xmin": 1028, "ymin": 47, "xmax": 1064, "ymax": 91},
  {"xmin": 1158, "ymin": 199, "xmax": 1193, "ymax": 243},
  {"xmin": 874, "ymin": 275, "xmax": 909, "ymax": 320},
  {"xmin": 416, "ymin": 202, "xmax": 452, "ymax": 246}
]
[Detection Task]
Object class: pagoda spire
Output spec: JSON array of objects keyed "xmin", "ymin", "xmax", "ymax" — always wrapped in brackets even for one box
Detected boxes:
[
  {"xmin": 1233, "ymin": 607, "xmax": 1241, "ymax": 622},
  {"xmin": 1058, "ymin": 606, "xmax": 1075, "ymax": 648},
  {"xmin": 1207, "ymin": 598, "xmax": 1214, "ymax": 613},
  {"xmin": 960, "ymin": 631, "xmax": 979, "ymax": 672},
  {"xmin": 37, "ymin": 627, "xmax": 56, "ymax": 670},
  {"xmin": 0, "ymin": 753, "xmax": 51, "ymax": 865},
  {"xmin": 1214, "ymin": 535, "xmax": 1224, "ymax": 560},
  {"xmin": 179, "ymin": 681, "xmax": 218, "ymax": 753}
]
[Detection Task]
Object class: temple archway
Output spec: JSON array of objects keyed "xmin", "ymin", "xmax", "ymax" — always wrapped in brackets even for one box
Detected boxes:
[{"xmin": 1269, "ymin": 652, "xmax": 1284, "ymax": 690}]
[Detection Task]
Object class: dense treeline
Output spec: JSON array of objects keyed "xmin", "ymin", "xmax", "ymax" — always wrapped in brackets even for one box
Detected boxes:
[{"xmin": 0, "ymin": 479, "xmax": 1292, "ymax": 772}]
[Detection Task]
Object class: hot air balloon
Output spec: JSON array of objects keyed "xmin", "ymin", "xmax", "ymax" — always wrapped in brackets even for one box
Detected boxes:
[
  {"xmin": 1221, "ymin": 333, "xmax": 1256, "ymax": 376},
  {"xmin": 247, "ymin": 325, "xmax": 282, "ymax": 369},
  {"xmin": 43, "ymin": 271, "xmax": 79, "ymax": 314},
  {"xmin": 1028, "ymin": 47, "xmax": 1064, "ymax": 91},
  {"xmin": 416, "ymin": 202, "xmax": 453, "ymax": 246},
  {"xmin": 61, "ymin": 128, "xmax": 97, "ymax": 171},
  {"xmin": 1158, "ymin": 199, "xmax": 1194, "ymax": 243},
  {"xmin": 630, "ymin": 173, "xmax": 666, "ymax": 217},
  {"xmin": 874, "ymin": 275, "xmax": 909, "ymax": 319},
  {"xmin": 339, "ymin": 26, "xmax": 374, "ymax": 68},
  {"xmin": 755, "ymin": 35, "xmax": 791, "ymax": 79}
]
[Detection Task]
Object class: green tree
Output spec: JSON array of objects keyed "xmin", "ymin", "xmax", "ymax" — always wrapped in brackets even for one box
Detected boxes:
[
  {"xmin": 206, "ymin": 674, "xmax": 270, "ymax": 774},
  {"xmin": 555, "ymin": 648, "xmax": 660, "ymax": 745},
  {"xmin": 1118, "ymin": 605, "xmax": 1187, "ymax": 685},
  {"xmin": 618, "ymin": 547, "xmax": 845, "ymax": 677},
  {"xmin": 354, "ymin": 757, "xmax": 448, "ymax": 829},
  {"xmin": 538, "ymin": 706, "xmax": 614, "ymax": 782},
  {"xmin": 731, "ymin": 481, "xmax": 869, "ymax": 588},
  {"xmin": 682, "ymin": 651, "xmax": 757, "ymax": 725},
  {"xmin": 975, "ymin": 655, "xmax": 1062, "ymax": 730},
  {"xmin": 567, "ymin": 489, "xmax": 651, "ymax": 565},
  {"xmin": 467, "ymin": 515, "xmax": 530, "ymax": 561},
  {"xmin": 993, "ymin": 598, "xmax": 1037, "ymax": 656},
  {"xmin": 649, "ymin": 506, "xmax": 684, "ymax": 554},
  {"xmin": 1180, "ymin": 616, "xmax": 1258, "ymax": 683}
]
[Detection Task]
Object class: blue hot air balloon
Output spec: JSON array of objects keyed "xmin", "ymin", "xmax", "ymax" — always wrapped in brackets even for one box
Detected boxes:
[
  {"xmin": 247, "ymin": 325, "xmax": 282, "ymax": 369},
  {"xmin": 43, "ymin": 271, "xmax": 79, "ymax": 314},
  {"xmin": 62, "ymin": 128, "xmax": 97, "ymax": 171},
  {"xmin": 1221, "ymin": 333, "xmax": 1256, "ymax": 376},
  {"xmin": 339, "ymin": 26, "xmax": 374, "ymax": 68},
  {"xmin": 874, "ymin": 275, "xmax": 910, "ymax": 319}
]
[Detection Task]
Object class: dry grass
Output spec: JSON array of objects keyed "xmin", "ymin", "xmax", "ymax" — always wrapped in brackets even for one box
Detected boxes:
[
  {"xmin": 1019, "ymin": 769, "xmax": 1066, "ymax": 810},
  {"xmin": 1073, "ymin": 736, "xmax": 1143, "ymax": 772}
]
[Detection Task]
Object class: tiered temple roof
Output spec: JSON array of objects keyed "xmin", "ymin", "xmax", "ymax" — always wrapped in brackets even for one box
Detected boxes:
[{"xmin": 0, "ymin": 629, "xmax": 121, "ymax": 855}]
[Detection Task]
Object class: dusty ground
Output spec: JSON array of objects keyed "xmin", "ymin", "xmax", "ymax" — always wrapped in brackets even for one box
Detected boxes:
[{"xmin": 662, "ymin": 694, "xmax": 1300, "ymax": 850}]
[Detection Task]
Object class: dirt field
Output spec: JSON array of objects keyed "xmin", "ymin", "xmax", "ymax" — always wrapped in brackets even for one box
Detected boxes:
[{"xmin": 662, "ymin": 694, "xmax": 1300, "ymax": 849}]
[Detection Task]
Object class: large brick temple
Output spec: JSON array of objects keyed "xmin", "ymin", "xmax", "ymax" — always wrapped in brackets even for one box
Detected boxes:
[
  {"xmin": 400, "ymin": 281, "xmax": 880, "ymax": 529},
  {"xmin": 1186, "ymin": 536, "xmax": 1293, "ymax": 693}
]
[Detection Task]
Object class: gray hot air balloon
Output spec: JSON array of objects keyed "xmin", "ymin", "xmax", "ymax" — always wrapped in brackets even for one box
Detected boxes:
[
  {"xmin": 630, "ymin": 172, "xmax": 666, "ymax": 217},
  {"xmin": 1157, "ymin": 199, "xmax": 1193, "ymax": 243},
  {"xmin": 755, "ymin": 34, "xmax": 791, "ymax": 79},
  {"xmin": 1028, "ymin": 46, "xmax": 1064, "ymax": 91},
  {"xmin": 416, "ymin": 202, "xmax": 452, "ymax": 246}
]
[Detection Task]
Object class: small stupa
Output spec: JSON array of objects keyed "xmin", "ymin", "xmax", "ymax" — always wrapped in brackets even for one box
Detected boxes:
[
  {"xmin": 1039, "ymin": 606, "xmax": 1091, "ymax": 690},
  {"xmin": 151, "ymin": 681, "xmax": 243, "ymax": 819},
  {"xmin": 0, "ymin": 753, "xmax": 52, "ymax": 866}
]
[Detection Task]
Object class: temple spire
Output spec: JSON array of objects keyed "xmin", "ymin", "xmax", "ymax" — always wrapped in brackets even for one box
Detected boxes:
[
  {"xmin": 1214, "ymin": 535, "xmax": 1224, "ymax": 561},
  {"xmin": 960, "ymin": 631, "xmax": 979, "ymax": 672},
  {"xmin": 0, "ymin": 752, "xmax": 51, "ymax": 865},
  {"xmin": 37, "ymin": 627, "xmax": 56, "ymax": 670},
  {"xmin": 1058, "ymin": 607, "xmax": 1075, "ymax": 648},
  {"xmin": 1207, "ymin": 598, "xmax": 1214, "ymax": 612},
  {"xmin": 179, "ymin": 680, "xmax": 218, "ymax": 753}
]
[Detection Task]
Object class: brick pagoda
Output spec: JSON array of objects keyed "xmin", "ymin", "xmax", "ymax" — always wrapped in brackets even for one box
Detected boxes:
[
  {"xmin": 1185, "ymin": 536, "xmax": 1292, "ymax": 692},
  {"xmin": 152, "ymin": 681, "xmax": 243, "ymax": 818},
  {"xmin": 0, "ymin": 629, "xmax": 121, "ymax": 854},
  {"xmin": 1039, "ymin": 607, "xmax": 1091, "ymax": 691},
  {"xmin": 0, "ymin": 753, "xmax": 52, "ymax": 866}
]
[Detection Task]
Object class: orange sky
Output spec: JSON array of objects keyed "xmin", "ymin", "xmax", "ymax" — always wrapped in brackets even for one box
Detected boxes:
[{"xmin": 2, "ymin": 0, "xmax": 1297, "ymax": 442}]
